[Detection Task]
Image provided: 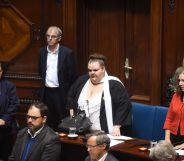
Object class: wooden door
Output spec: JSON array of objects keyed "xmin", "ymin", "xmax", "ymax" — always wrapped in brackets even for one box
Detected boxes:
[{"xmin": 77, "ymin": 0, "xmax": 162, "ymax": 104}]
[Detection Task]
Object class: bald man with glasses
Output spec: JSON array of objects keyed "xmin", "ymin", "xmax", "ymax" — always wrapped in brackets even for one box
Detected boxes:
[{"xmin": 9, "ymin": 102, "xmax": 61, "ymax": 161}]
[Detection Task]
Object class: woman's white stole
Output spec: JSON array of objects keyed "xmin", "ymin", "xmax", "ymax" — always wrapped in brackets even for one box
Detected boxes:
[{"xmin": 103, "ymin": 72, "xmax": 124, "ymax": 133}]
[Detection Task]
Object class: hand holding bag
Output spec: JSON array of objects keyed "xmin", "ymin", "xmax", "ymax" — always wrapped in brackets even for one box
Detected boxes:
[{"xmin": 58, "ymin": 109, "xmax": 92, "ymax": 134}]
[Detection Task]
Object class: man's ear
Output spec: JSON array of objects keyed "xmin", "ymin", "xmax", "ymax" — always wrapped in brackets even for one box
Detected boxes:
[
  {"xmin": 102, "ymin": 66, "xmax": 106, "ymax": 71},
  {"xmin": 43, "ymin": 116, "xmax": 47, "ymax": 123},
  {"xmin": 58, "ymin": 36, "xmax": 62, "ymax": 42},
  {"xmin": 101, "ymin": 143, "xmax": 107, "ymax": 150}
]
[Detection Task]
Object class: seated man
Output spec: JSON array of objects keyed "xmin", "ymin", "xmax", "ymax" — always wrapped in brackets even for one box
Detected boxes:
[
  {"xmin": 149, "ymin": 140, "xmax": 179, "ymax": 161},
  {"xmin": 9, "ymin": 101, "xmax": 61, "ymax": 161},
  {"xmin": 84, "ymin": 131, "xmax": 119, "ymax": 161}
]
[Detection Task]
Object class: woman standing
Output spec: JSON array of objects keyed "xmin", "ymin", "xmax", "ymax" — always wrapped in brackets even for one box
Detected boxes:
[
  {"xmin": 67, "ymin": 53, "xmax": 132, "ymax": 136},
  {"xmin": 0, "ymin": 62, "xmax": 19, "ymax": 161},
  {"xmin": 164, "ymin": 66, "xmax": 184, "ymax": 149}
]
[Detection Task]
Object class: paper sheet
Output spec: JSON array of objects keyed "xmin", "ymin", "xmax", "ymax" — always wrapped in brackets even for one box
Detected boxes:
[
  {"xmin": 107, "ymin": 134, "xmax": 133, "ymax": 147},
  {"xmin": 110, "ymin": 139, "xmax": 124, "ymax": 147},
  {"xmin": 107, "ymin": 134, "xmax": 133, "ymax": 141},
  {"xmin": 176, "ymin": 150, "xmax": 184, "ymax": 156}
]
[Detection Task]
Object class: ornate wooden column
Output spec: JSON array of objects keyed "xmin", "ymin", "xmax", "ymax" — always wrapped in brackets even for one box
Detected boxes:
[
  {"xmin": 150, "ymin": 0, "xmax": 163, "ymax": 104},
  {"xmin": 62, "ymin": 0, "xmax": 78, "ymax": 54}
]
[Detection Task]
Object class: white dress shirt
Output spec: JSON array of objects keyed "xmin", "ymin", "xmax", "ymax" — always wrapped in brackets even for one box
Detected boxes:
[{"xmin": 45, "ymin": 45, "xmax": 59, "ymax": 87}]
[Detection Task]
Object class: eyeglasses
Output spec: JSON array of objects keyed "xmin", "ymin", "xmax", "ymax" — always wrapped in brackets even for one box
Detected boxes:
[
  {"xmin": 26, "ymin": 115, "xmax": 42, "ymax": 121},
  {"xmin": 85, "ymin": 143, "xmax": 103, "ymax": 149},
  {"xmin": 46, "ymin": 34, "xmax": 58, "ymax": 39}
]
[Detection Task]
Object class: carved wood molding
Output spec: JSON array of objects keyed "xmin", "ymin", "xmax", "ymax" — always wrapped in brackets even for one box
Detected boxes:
[
  {"xmin": 168, "ymin": 0, "xmax": 175, "ymax": 14},
  {"xmin": 5, "ymin": 73, "xmax": 41, "ymax": 80},
  {"xmin": 0, "ymin": 3, "xmax": 40, "ymax": 62},
  {"xmin": 131, "ymin": 95, "xmax": 150, "ymax": 102},
  {"xmin": 19, "ymin": 98, "xmax": 40, "ymax": 104}
]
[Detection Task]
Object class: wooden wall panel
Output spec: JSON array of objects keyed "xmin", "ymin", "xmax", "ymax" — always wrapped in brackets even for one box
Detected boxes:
[
  {"xmin": 149, "ymin": 0, "xmax": 163, "ymax": 104},
  {"xmin": 125, "ymin": 0, "xmax": 152, "ymax": 102},
  {"xmin": 77, "ymin": 0, "xmax": 162, "ymax": 105},
  {"xmin": 85, "ymin": 0, "xmax": 125, "ymax": 78},
  {"xmin": 0, "ymin": 0, "xmax": 78, "ymax": 126},
  {"xmin": 0, "ymin": 4, "xmax": 32, "ymax": 62},
  {"xmin": 162, "ymin": 0, "xmax": 184, "ymax": 106},
  {"xmin": 1, "ymin": 0, "xmax": 184, "ymax": 127},
  {"xmin": 9, "ymin": 0, "xmax": 64, "ymax": 74}
]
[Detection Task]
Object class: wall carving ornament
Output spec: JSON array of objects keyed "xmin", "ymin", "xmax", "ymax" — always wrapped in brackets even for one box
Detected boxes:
[
  {"xmin": 0, "ymin": 4, "xmax": 32, "ymax": 62},
  {"xmin": 168, "ymin": 0, "xmax": 175, "ymax": 14}
]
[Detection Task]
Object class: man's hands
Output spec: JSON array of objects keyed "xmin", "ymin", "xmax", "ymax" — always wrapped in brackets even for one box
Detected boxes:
[{"xmin": 0, "ymin": 119, "xmax": 5, "ymax": 126}]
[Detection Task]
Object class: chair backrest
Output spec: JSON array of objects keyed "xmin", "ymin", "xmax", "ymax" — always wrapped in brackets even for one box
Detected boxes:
[
  {"xmin": 152, "ymin": 106, "xmax": 168, "ymax": 141},
  {"xmin": 132, "ymin": 102, "xmax": 155, "ymax": 140},
  {"xmin": 131, "ymin": 102, "xmax": 168, "ymax": 141}
]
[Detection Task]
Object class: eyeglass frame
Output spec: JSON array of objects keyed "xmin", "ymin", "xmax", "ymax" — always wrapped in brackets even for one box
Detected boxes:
[
  {"xmin": 26, "ymin": 115, "xmax": 42, "ymax": 121},
  {"xmin": 85, "ymin": 143, "xmax": 104, "ymax": 149},
  {"xmin": 46, "ymin": 34, "xmax": 60, "ymax": 39}
]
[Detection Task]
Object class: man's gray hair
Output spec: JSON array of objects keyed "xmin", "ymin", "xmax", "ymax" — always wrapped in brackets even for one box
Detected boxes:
[
  {"xmin": 46, "ymin": 26, "xmax": 62, "ymax": 38},
  {"xmin": 149, "ymin": 140, "xmax": 177, "ymax": 161},
  {"xmin": 85, "ymin": 131, "xmax": 110, "ymax": 150}
]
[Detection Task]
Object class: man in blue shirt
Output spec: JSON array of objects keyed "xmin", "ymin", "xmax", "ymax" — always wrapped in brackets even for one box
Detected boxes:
[{"xmin": 9, "ymin": 101, "xmax": 61, "ymax": 161}]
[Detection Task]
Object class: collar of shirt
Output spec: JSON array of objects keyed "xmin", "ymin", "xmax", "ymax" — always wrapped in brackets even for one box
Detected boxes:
[
  {"xmin": 27, "ymin": 125, "xmax": 45, "ymax": 138},
  {"xmin": 98, "ymin": 153, "xmax": 108, "ymax": 161},
  {"xmin": 47, "ymin": 44, "xmax": 59, "ymax": 54}
]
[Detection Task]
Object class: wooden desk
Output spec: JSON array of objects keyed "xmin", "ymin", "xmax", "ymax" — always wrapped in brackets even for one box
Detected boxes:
[
  {"xmin": 59, "ymin": 135, "xmax": 151, "ymax": 161},
  {"xmin": 111, "ymin": 139, "xmax": 150, "ymax": 161},
  {"xmin": 60, "ymin": 135, "xmax": 88, "ymax": 161}
]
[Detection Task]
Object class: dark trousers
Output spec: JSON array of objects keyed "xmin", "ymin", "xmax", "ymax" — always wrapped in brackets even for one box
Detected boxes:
[
  {"xmin": 43, "ymin": 87, "xmax": 68, "ymax": 131},
  {"xmin": 0, "ymin": 126, "xmax": 14, "ymax": 161},
  {"xmin": 171, "ymin": 127, "xmax": 184, "ymax": 146}
]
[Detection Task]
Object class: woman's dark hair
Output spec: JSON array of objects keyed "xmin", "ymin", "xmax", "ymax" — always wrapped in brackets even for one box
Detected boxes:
[{"xmin": 88, "ymin": 53, "xmax": 107, "ymax": 67}]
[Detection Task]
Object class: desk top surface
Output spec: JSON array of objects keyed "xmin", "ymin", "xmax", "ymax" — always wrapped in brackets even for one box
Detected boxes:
[{"xmin": 59, "ymin": 134, "xmax": 151, "ymax": 160}]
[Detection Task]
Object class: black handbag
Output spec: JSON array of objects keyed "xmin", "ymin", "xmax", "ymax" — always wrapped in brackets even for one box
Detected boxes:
[{"xmin": 58, "ymin": 109, "xmax": 92, "ymax": 134}]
